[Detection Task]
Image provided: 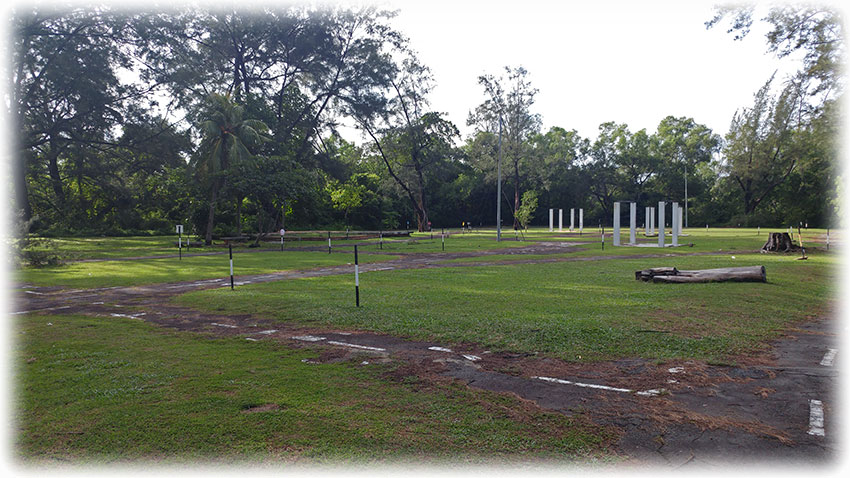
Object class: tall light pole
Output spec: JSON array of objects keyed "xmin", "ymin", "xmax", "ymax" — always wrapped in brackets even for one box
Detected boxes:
[
  {"xmin": 685, "ymin": 162, "xmax": 688, "ymax": 229},
  {"xmin": 496, "ymin": 116, "xmax": 503, "ymax": 242}
]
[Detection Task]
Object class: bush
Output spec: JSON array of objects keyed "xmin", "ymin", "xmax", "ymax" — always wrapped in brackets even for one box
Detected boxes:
[{"xmin": 10, "ymin": 214, "xmax": 65, "ymax": 268}]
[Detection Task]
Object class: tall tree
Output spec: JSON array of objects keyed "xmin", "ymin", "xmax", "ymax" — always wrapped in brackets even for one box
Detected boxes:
[
  {"xmin": 468, "ymin": 66, "xmax": 541, "ymax": 229},
  {"xmin": 194, "ymin": 93, "xmax": 269, "ymax": 244},
  {"xmin": 653, "ymin": 116, "xmax": 721, "ymax": 226},
  {"xmin": 353, "ymin": 56, "xmax": 458, "ymax": 232},
  {"xmin": 723, "ymin": 76, "xmax": 803, "ymax": 218}
]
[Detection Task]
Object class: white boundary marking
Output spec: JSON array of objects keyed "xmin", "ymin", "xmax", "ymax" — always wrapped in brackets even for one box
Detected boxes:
[
  {"xmin": 255, "ymin": 329, "xmax": 278, "ymax": 335},
  {"xmin": 327, "ymin": 341, "xmax": 386, "ymax": 352},
  {"xmin": 292, "ymin": 335, "xmax": 326, "ymax": 342},
  {"xmin": 808, "ymin": 399, "xmax": 825, "ymax": 436},
  {"xmin": 534, "ymin": 376, "xmax": 664, "ymax": 397},
  {"xmin": 428, "ymin": 346, "xmax": 452, "ymax": 352},
  {"xmin": 11, "ymin": 305, "xmax": 71, "ymax": 315},
  {"xmin": 820, "ymin": 348, "xmax": 837, "ymax": 367},
  {"xmin": 462, "ymin": 354, "xmax": 481, "ymax": 362},
  {"xmin": 211, "ymin": 323, "xmax": 238, "ymax": 329}
]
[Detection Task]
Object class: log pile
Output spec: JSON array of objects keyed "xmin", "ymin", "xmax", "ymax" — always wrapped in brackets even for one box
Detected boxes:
[
  {"xmin": 635, "ymin": 265, "xmax": 766, "ymax": 283},
  {"xmin": 760, "ymin": 232, "xmax": 798, "ymax": 253}
]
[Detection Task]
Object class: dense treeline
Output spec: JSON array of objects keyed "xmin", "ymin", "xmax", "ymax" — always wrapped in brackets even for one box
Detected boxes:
[{"xmin": 10, "ymin": 4, "xmax": 842, "ymax": 241}]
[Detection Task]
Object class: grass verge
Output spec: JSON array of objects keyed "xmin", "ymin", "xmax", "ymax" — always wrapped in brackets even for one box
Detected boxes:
[
  {"xmin": 176, "ymin": 252, "xmax": 835, "ymax": 362},
  {"xmin": 15, "ymin": 313, "xmax": 608, "ymax": 462}
]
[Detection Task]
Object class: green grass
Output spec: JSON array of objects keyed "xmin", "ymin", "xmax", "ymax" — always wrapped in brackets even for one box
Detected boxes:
[
  {"xmin": 15, "ymin": 313, "xmax": 608, "ymax": 462},
  {"xmin": 176, "ymin": 252, "xmax": 835, "ymax": 363},
  {"xmin": 17, "ymin": 250, "xmax": 398, "ymax": 289}
]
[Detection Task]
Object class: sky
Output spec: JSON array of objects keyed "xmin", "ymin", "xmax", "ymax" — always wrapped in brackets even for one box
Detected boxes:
[{"xmin": 381, "ymin": 0, "xmax": 806, "ymax": 142}]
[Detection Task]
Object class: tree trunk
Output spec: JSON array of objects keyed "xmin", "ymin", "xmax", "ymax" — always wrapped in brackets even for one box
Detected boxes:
[
  {"xmin": 760, "ymin": 232, "xmax": 798, "ymax": 253},
  {"xmin": 236, "ymin": 196, "xmax": 243, "ymax": 237},
  {"xmin": 636, "ymin": 266, "xmax": 766, "ymax": 283},
  {"xmin": 205, "ymin": 185, "xmax": 217, "ymax": 245}
]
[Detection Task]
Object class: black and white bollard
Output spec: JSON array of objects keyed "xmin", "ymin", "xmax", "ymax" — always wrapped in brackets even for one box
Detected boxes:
[
  {"xmin": 601, "ymin": 227, "xmax": 605, "ymax": 250},
  {"xmin": 229, "ymin": 244, "xmax": 234, "ymax": 290},
  {"xmin": 354, "ymin": 245, "xmax": 360, "ymax": 307},
  {"xmin": 441, "ymin": 232, "xmax": 445, "ymax": 251},
  {"xmin": 328, "ymin": 231, "xmax": 332, "ymax": 254},
  {"xmin": 280, "ymin": 228, "xmax": 285, "ymax": 251},
  {"xmin": 176, "ymin": 224, "xmax": 183, "ymax": 260}
]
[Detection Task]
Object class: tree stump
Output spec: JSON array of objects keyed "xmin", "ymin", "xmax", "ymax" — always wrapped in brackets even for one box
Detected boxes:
[{"xmin": 760, "ymin": 232, "xmax": 798, "ymax": 253}]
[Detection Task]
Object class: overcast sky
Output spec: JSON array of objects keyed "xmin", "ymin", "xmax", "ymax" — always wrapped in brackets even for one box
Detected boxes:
[{"xmin": 381, "ymin": 0, "xmax": 805, "ymax": 142}]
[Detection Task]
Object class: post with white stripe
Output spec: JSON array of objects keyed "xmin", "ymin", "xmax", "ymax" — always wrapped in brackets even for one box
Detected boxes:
[
  {"xmin": 229, "ymin": 244, "xmax": 234, "ymax": 290},
  {"xmin": 328, "ymin": 231, "xmax": 331, "ymax": 254},
  {"xmin": 176, "ymin": 224, "xmax": 183, "ymax": 260},
  {"xmin": 354, "ymin": 245, "xmax": 360, "ymax": 307},
  {"xmin": 442, "ymin": 232, "xmax": 445, "ymax": 251}
]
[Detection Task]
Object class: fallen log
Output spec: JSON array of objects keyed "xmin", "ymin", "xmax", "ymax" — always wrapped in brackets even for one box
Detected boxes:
[{"xmin": 635, "ymin": 265, "xmax": 766, "ymax": 283}]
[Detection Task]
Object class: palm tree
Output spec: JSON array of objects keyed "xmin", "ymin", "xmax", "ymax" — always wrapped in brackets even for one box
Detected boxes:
[{"xmin": 194, "ymin": 93, "xmax": 269, "ymax": 245}]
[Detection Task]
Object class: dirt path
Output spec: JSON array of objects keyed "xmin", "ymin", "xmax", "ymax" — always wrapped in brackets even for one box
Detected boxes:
[{"xmin": 12, "ymin": 245, "xmax": 837, "ymax": 466}]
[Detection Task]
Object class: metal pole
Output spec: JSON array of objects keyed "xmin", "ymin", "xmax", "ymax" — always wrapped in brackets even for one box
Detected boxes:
[
  {"xmin": 679, "ymin": 163, "xmax": 688, "ymax": 229},
  {"xmin": 354, "ymin": 245, "xmax": 360, "ymax": 307},
  {"xmin": 496, "ymin": 116, "xmax": 503, "ymax": 242},
  {"xmin": 229, "ymin": 244, "xmax": 234, "ymax": 290}
]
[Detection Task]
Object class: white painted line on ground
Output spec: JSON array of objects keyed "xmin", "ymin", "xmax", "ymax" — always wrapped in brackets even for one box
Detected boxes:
[
  {"xmin": 211, "ymin": 323, "xmax": 239, "ymax": 329},
  {"xmin": 245, "ymin": 337, "xmax": 259, "ymax": 342},
  {"xmin": 292, "ymin": 335, "xmax": 326, "ymax": 342},
  {"xmin": 327, "ymin": 341, "xmax": 386, "ymax": 352},
  {"xmin": 110, "ymin": 313, "xmax": 144, "ymax": 320},
  {"xmin": 24, "ymin": 290, "xmax": 45, "ymax": 295},
  {"xmin": 462, "ymin": 354, "xmax": 481, "ymax": 362},
  {"xmin": 92, "ymin": 301, "xmax": 104, "ymax": 305},
  {"xmin": 668, "ymin": 367, "xmax": 685, "ymax": 374},
  {"xmin": 808, "ymin": 399, "xmax": 825, "ymax": 436},
  {"xmin": 534, "ymin": 376, "xmax": 664, "ymax": 397},
  {"xmin": 11, "ymin": 305, "xmax": 71, "ymax": 315},
  {"xmin": 820, "ymin": 348, "xmax": 837, "ymax": 367},
  {"xmin": 255, "ymin": 329, "xmax": 278, "ymax": 335},
  {"xmin": 428, "ymin": 346, "xmax": 453, "ymax": 352}
]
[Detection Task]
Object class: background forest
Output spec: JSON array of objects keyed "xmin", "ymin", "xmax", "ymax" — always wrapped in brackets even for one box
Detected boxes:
[{"xmin": 8, "ymin": 4, "xmax": 844, "ymax": 243}]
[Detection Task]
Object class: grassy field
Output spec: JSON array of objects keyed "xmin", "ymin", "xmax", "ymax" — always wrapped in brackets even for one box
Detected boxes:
[
  {"xmin": 16, "ymin": 250, "xmax": 399, "ymax": 289},
  {"xmin": 176, "ymin": 252, "xmax": 835, "ymax": 363},
  {"xmin": 15, "ymin": 313, "xmax": 608, "ymax": 462},
  {"xmin": 12, "ymin": 228, "xmax": 837, "ymax": 462}
]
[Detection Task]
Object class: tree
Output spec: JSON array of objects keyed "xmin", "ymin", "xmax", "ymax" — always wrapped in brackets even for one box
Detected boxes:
[
  {"xmin": 194, "ymin": 93, "xmax": 269, "ymax": 244},
  {"xmin": 468, "ymin": 66, "xmax": 541, "ymax": 229},
  {"xmin": 653, "ymin": 116, "xmax": 721, "ymax": 226},
  {"xmin": 515, "ymin": 190, "xmax": 539, "ymax": 230},
  {"xmin": 707, "ymin": 5, "xmax": 844, "ymax": 106},
  {"xmin": 354, "ymin": 55, "xmax": 459, "ymax": 232},
  {"xmin": 722, "ymin": 76, "xmax": 802, "ymax": 218}
]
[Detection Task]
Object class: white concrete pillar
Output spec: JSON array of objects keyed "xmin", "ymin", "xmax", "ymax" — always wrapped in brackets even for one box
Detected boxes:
[
  {"xmin": 558, "ymin": 209, "xmax": 563, "ymax": 232},
  {"xmin": 645, "ymin": 206, "xmax": 650, "ymax": 235},
  {"xmin": 549, "ymin": 208, "xmax": 553, "ymax": 232},
  {"xmin": 678, "ymin": 206, "xmax": 684, "ymax": 236},
  {"xmin": 630, "ymin": 202, "xmax": 637, "ymax": 244},
  {"xmin": 579, "ymin": 209, "xmax": 583, "ymax": 232},
  {"xmin": 613, "ymin": 202, "xmax": 621, "ymax": 247},
  {"xmin": 657, "ymin": 202, "xmax": 665, "ymax": 247},
  {"xmin": 570, "ymin": 208, "xmax": 575, "ymax": 231},
  {"xmin": 671, "ymin": 202, "xmax": 679, "ymax": 247}
]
